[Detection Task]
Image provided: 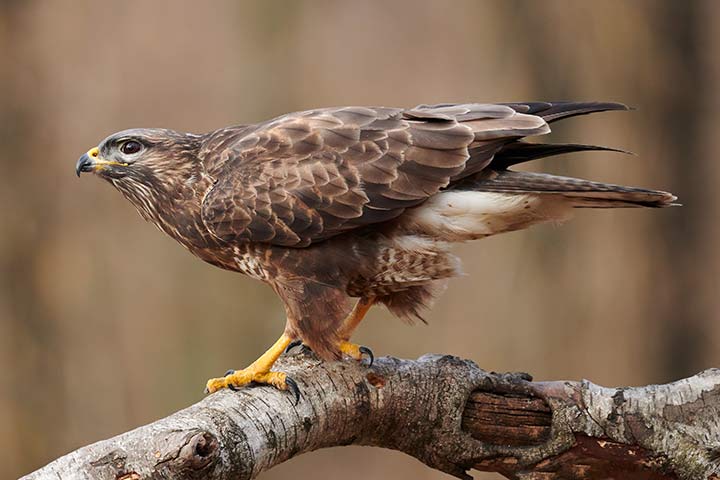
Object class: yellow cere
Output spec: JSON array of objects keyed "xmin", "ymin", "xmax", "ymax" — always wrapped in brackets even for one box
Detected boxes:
[{"xmin": 86, "ymin": 146, "xmax": 128, "ymax": 172}]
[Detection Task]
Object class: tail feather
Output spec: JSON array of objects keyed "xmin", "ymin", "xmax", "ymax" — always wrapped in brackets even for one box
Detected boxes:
[
  {"xmin": 501, "ymin": 101, "xmax": 630, "ymax": 123},
  {"xmin": 462, "ymin": 101, "xmax": 635, "ymax": 172},
  {"xmin": 461, "ymin": 170, "xmax": 678, "ymax": 208},
  {"xmin": 418, "ymin": 101, "xmax": 678, "ymax": 209},
  {"xmin": 492, "ymin": 141, "xmax": 631, "ymax": 169}
]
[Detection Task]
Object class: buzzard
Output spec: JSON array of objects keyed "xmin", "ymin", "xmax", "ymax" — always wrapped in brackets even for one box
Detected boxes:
[{"xmin": 76, "ymin": 102, "xmax": 676, "ymax": 400}]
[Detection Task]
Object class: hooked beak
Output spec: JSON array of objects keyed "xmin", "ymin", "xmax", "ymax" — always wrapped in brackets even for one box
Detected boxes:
[
  {"xmin": 75, "ymin": 147, "xmax": 99, "ymax": 177},
  {"xmin": 75, "ymin": 147, "xmax": 129, "ymax": 177}
]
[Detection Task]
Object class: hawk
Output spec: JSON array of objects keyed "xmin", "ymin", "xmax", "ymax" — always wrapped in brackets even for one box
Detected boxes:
[{"xmin": 75, "ymin": 102, "xmax": 676, "ymax": 400}]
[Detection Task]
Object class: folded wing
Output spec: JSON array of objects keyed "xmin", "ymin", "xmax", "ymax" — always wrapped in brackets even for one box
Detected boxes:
[{"xmin": 200, "ymin": 103, "xmax": 554, "ymax": 246}]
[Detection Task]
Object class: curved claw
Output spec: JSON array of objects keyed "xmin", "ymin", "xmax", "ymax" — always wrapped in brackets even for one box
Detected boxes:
[
  {"xmin": 359, "ymin": 346, "xmax": 374, "ymax": 366},
  {"xmin": 284, "ymin": 339, "xmax": 303, "ymax": 354},
  {"xmin": 223, "ymin": 369, "xmax": 239, "ymax": 390},
  {"xmin": 285, "ymin": 377, "xmax": 301, "ymax": 405}
]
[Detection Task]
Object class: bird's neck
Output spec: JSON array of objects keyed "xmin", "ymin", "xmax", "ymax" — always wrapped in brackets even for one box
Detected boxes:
[{"xmin": 111, "ymin": 172, "xmax": 215, "ymax": 253}]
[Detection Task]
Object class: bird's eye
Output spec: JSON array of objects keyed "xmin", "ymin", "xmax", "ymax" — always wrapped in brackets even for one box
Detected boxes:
[{"xmin": 119, "ymin": 140, "xmax": 143, "ymax": 155}]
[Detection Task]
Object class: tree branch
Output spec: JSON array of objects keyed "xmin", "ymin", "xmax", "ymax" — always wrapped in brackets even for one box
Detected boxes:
[{"xmin": 22, "ymin": 353, "xmax": 720, "ymax": 479}]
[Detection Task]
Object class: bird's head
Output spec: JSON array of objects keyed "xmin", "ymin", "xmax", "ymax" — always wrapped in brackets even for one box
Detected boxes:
[
  {"xmin": 76, "ymin": 128, "xmax": 202, "ymax": 181},
  {"xmin": 76, "ymin": 128, "xmax": 205, "ymax": 221}
]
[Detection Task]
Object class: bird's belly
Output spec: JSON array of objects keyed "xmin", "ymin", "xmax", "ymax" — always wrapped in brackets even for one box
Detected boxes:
[{"xmin": 347, "ymin": 235, "xmax": 461, "ymax": 297}]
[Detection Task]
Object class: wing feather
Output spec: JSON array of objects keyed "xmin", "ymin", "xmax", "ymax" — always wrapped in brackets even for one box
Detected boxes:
[{"xmin": 200, "ymin": 104, "xmax": 553, "ymax": 246}]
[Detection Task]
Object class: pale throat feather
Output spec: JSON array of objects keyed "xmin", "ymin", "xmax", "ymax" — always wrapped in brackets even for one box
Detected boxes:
[
  {"xmin": 111, "ymin": 176, "xmax": 195, "ymax": 247},
  {"xmin": 113, "ymin": 177, "xmax": 165, "ymax": 225}
]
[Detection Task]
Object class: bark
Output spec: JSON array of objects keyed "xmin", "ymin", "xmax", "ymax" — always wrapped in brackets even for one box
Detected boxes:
[{"xmin": 22, "ymin": 352, "xmax": 720, "ymax": 480}]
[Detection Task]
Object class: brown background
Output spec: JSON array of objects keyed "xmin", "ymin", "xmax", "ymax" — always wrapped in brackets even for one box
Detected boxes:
[{"xmin": 2, "ymin": 1, "xmax": 719, "ymax": 478}]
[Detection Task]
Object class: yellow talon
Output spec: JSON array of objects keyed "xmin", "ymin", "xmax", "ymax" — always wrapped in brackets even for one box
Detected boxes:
[
  {"xmin": 335, "ymin": 298, "xmax": 376, "ymax": 365},
  {"xmin": 338, "ymin": 340, "xmax": 374, "ymax": 365},
  {"xmin": 205, "ymin": 369, "xmax": 289, "ymax": 393},
  {"xmin": 205, "ymin": 333, "xmax": 300, "ymax": 403},
  {"xmin": 339, "ymin": 341, "xmax": 363, "ymax": 360}
]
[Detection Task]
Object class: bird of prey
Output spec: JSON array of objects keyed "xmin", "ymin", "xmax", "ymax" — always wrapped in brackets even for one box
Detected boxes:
[{"xmin": 76, "ymin": 102, "xmax": 676, "ymax": 400}]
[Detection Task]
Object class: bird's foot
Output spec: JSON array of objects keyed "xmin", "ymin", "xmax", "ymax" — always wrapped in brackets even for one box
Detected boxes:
[
  {"xmin": 339, "ymin": 341, "xmax": 374, "ymax": 366},
  {"xmin": 204, "ymin": 368, "xmax": 300, "ymax": 404},
  {"xmin": 286, "ymin": 339, "xmax": 373, "ymax": 365}
]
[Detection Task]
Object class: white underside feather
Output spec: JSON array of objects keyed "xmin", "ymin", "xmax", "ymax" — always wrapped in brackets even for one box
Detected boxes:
[{"xmin": 400, "ymin": 191, "xmax": 574, "ymax": 242}]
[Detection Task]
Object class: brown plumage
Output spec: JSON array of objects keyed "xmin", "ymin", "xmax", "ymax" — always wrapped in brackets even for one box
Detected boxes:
[{"xmin": 76, "ymin": 101, "xmax": 676, "ymax": 394}]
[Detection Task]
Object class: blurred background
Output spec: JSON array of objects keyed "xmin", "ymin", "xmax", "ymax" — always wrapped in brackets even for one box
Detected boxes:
[{"xmin": 1, "ymin": 1, "xmax": 718, "ymax": 478}]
